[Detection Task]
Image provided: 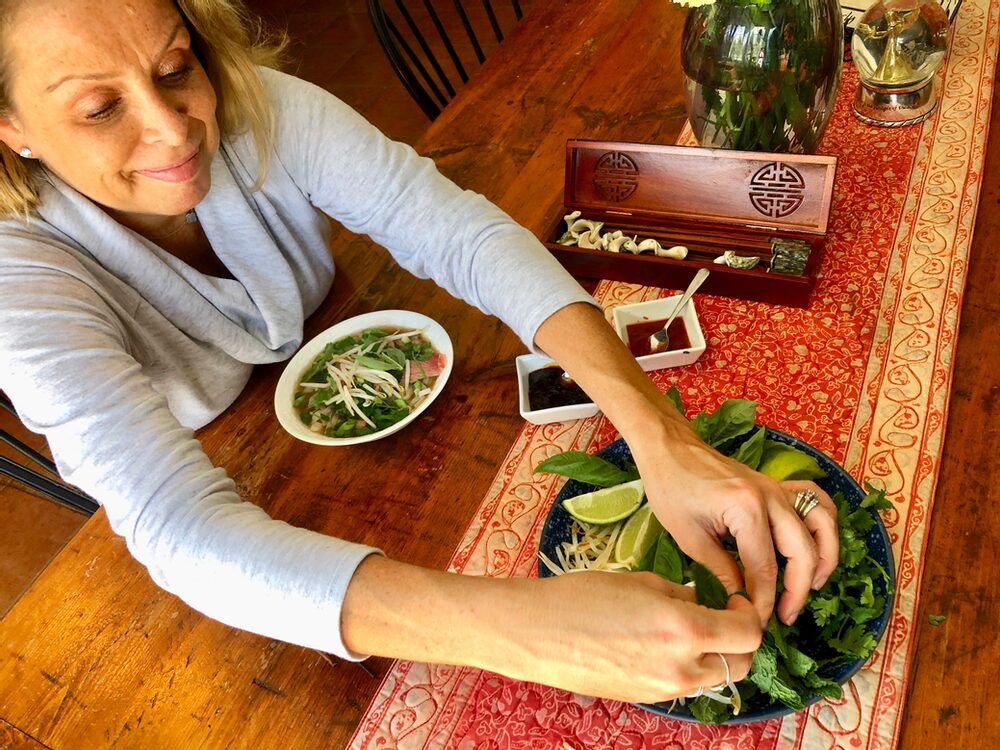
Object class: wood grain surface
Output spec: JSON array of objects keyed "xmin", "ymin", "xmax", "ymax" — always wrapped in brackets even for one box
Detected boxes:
[{"xmin": 0, "ymin": 0, "xmax": 996, "ymax": 748}]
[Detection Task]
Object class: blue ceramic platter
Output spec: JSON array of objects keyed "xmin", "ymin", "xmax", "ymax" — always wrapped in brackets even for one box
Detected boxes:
[{"xmin": 536, "ymin": 429, "xmax": 895, "ymax": 725}]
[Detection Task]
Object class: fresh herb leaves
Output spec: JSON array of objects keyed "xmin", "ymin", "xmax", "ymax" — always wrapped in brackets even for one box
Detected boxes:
[
  {"xmin": 533, "ymin": 451, "xmax": 639, "ymax": 487},
  {"xmin": 691, "ymin": 561, "xmax": 729, "ymax": 609},
  {"xmin": 690, "ymin": 399, "xmax": 757, "ymax": 448}
]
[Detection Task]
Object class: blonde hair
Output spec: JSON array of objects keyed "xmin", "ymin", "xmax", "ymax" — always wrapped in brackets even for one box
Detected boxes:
[{"xmin": 0, "ymin": 0, "xmax": 287, "ymax": 219}]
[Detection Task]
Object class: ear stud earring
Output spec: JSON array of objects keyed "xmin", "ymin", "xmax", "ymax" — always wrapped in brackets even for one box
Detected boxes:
[{"xmin": 18, "ymin": 147, "xmax": 33, "ymax": 158}]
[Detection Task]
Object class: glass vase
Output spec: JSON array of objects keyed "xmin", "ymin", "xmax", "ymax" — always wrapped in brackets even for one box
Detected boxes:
[{"xmin": 681, "ymin": 0, "xmax": 844, "ymax": 154}]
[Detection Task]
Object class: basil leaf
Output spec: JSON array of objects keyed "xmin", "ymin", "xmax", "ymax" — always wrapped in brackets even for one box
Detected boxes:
[
  {"xmin": 382, "ymin": 347, "xmax": 406, "ymax": 368},
  {"xmin": 356, "ymin": 354, "xmax": 398, "ymax": 371},
  {"xmin": 533, "ymin": 451, "xmax": 632, "ymax": 487},
  {"xmin": 652, "ymin": 532, "xmax": 684, "ymax": 584},
  {"xmin": 664, "ymin": 385, "xmax": 685, "ymax": 415},
  {"xmin": 729, "ymin": 425, "xmax": 767, "ymax": 470},
  {"xmin": 691, "ymin": 399, "xmax": 757, "ymax": 448},
  {"xmin": 691, "ymin": 561, "xmax": 729, "ymax": 609}
]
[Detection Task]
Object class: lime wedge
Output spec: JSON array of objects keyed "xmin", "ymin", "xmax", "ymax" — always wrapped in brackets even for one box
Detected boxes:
[
  {"xmin": 613, "ymin": 503, "xmax": 663, "ymax": 567},
  {"xmin": 758, "ymin": 444, "xmax": 827, "ymax": 482},
  {"xmin": 562, "ymin": 479, "xmax": 644, "ymax": 525}
]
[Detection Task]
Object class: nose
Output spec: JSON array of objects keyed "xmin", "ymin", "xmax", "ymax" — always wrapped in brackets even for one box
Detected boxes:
[{"xmin": 137, "ymin": 87, "xmax": 188, "ymax": 147}]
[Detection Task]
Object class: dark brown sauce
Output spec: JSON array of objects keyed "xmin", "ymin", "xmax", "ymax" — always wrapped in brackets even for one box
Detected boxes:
[
  {"xmin": 527, "ymin": 366, "xmax": 592, "ymax": 411},
  {"xmin": 626, "ymin": 317, "xmax": 691, "ymax": 358}
]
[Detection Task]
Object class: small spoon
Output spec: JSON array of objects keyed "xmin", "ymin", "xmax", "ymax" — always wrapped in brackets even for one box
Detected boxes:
[{"xmin": 649, "ymin": 268, "xmax": 711, "ymax": 353}]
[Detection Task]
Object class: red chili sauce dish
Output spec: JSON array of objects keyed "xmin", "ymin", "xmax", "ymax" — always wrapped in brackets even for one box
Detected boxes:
[
  {"xmin": 527, "ymin": 366, "xmax": 593, "ymax": 411},
  {"xmin": 626, "ymin": 317, "xmax": 691, "ymax": 358}
]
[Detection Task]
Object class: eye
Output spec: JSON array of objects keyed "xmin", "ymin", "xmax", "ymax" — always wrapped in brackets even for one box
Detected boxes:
[
  {"xmin": 159, "ymin": 64, "xmax": 193, "ymax": 86},
  {"xmin": 85, "ymin": 99, "xmax": 122, "ymax": 121}
]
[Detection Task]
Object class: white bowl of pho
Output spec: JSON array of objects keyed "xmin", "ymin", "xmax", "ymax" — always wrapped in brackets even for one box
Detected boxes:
[{"xmin": 274, "ymin": 310, "xmax": 453, "ymax": 445}]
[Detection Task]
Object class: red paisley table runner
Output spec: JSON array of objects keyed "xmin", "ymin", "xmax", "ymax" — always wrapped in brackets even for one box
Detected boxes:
[{"xmin": 350, "ymin": 2, "xmax": 999, "ymax": 746}]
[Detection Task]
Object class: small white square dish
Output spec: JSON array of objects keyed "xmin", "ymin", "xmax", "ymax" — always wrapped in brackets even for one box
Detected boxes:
[
  {"xmin": 516, "ymin": 354, "xmax": 600, "ymax": 425},
  {"xmin": 610, "ymin": 294, "xmax": 707, "ymax": 372}
]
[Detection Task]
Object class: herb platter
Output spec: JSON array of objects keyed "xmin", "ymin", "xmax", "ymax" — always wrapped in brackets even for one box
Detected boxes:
[{"xmin": 536, "ymin": 416, "xmax": 895, "ymax": 724}]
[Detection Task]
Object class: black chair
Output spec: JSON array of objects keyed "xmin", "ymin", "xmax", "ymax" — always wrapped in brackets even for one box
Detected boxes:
[
  {"xmin": 0, "ymin": 392, "xmax": 98, "ymax": 516},
  {"xmin": 367, "ymin": 0, "xmax": 525, "ymax": 119}
]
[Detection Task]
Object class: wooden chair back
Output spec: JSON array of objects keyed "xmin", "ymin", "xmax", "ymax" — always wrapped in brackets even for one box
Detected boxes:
[{"xmin": 367, "ymin": 0, "xmax": 526, "ymax": 119}]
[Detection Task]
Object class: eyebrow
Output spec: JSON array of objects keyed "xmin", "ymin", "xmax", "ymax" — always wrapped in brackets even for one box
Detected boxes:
[{"xmin": 44, "ymin": 21, "xmax": 188, "ymax": 93}]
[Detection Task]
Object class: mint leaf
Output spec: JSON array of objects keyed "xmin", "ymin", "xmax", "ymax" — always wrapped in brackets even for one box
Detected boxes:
[
  {"xmin": 768, "ymin": 620, "xmax": 817, "ymax": 679},
  {"xmin": 751, "ymin": 636, "xmax": 807, "ymax": 709},
  {"xmin": 767, "ymin": 674, "xmax": 805, "ymax": 711},
  {"xmin": 689, "ymin": 696, "xmax": 731, "ymax": 724},
  {"xmin": 750, "ymin": 638, "xmax": 778, "ymax": 691},
  {"xmin": 533, "ymin": 452, "xmax": 632, "ymax": 486},
  {"xmin": 802, "ymin": 672, "xmax": 843, "ymax": 699},
  {"xmin": 928, "ymin": 614, "xmax": 946, "ymax": 626}
]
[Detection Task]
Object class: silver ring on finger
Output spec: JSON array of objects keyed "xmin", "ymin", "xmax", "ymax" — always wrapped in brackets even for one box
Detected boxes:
[
  {"xmin": 793, "ymin": 489, "xmax": 820, "ymax": 520},
  {"xmin": 688, "ymin": 652, "xmax": 731, "ymax": 697},
  {"xmin": 707, "ymin": 652, "xmax": 731, "ymax": 691}
]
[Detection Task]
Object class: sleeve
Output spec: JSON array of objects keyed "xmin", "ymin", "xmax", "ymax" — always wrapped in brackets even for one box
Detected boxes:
[
  {"xmin": 261, "ymin": 69, "xmax": 598, "ymax": 352},
  {"xmin": 0, "ymin": 240, "xmax": 378, "ymax": 659}
]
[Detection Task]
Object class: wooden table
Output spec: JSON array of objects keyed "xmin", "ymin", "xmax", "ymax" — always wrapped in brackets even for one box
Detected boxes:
[{"xmin": 1, "ymin": 1, "xmax": 996, "ymax": 747}]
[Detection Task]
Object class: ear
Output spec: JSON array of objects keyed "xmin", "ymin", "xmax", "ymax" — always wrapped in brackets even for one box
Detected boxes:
[{"xmin": 0, "ymin": 113, "xmax": 26, "ymax": 154}]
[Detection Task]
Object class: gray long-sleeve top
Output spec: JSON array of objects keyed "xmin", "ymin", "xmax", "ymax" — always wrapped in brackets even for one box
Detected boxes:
[{"xmin": 0, "ymin": 69, "xmax": 593, "ymax": 658}]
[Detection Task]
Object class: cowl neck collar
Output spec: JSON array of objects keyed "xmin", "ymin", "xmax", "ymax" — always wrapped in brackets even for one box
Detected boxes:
[{"xmin": 35, "ymin": 146, "xmax": 308, "ymax": 364}]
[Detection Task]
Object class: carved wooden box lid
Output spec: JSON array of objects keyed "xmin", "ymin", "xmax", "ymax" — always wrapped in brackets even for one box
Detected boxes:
[{"xmin": 564, "ymin": 140, "xmax": 837, "ymax": 236}]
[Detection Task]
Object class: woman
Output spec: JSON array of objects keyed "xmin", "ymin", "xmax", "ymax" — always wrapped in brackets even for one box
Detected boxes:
[{"xmin": 0, "ymin": 0, "xmax": 838, "ymax": 703}]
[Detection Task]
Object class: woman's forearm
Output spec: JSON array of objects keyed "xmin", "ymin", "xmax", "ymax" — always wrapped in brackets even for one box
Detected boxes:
[
  {"xmin": 532, "ymin": 302, "xmax": 696, "ymax": 450},
  {"xmin": 339, "ymin": 555, "xmax": 762, "ymax": 703},
  {"xmin": 532, "ymin": 301, "xmax": 837, "ymax": 627},
  {"xmin": 340, "ymin": 555, "xmax": 533, "ymax": 672}
]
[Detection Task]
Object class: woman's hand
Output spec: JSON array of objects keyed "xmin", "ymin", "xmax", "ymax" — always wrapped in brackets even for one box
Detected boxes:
[
  {"xmin": 503, "ymin": 570, "xmax": 762, "ymax": 703},
  {"xmin": 631, "ymin": 429, "xmax": 839, "ymax": 626},
  {"xmin": 532, "ymin": 302, "xmax": 840, "ymax": 627},
  {"xmin": 342, "ymin": 556, "xmax": 762, "ymax": 704}
]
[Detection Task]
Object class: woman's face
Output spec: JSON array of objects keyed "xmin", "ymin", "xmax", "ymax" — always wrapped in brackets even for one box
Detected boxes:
[{"xmin": 0, "ymin": 0, "xmax": 220, "ymax": 220}]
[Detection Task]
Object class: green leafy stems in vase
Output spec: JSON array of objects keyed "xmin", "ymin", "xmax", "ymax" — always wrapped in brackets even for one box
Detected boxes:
[{"xmin": 676, "ymin": 0, "xmax": 844, "ymax": 154}]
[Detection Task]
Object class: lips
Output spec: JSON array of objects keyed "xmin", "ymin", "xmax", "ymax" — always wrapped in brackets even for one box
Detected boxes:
[{"xmin": 135, "ymin": 149, "xmax": 201, "ymax": 183}]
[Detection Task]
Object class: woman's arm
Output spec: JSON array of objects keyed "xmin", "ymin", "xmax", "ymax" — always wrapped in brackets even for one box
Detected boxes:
[
  {"xmin": 341, "ymin": 555, "xmax": 762, "ymax": 702},
  {"xmin": 0, "ymin": 247, "xmax": 378, "ymax": 659},
  {"xmin": 533, "ymin": 303, "xmax": 840, "ymax": 627},
  {"xmin": 267, "ymin": 71, "xmax": 837, "ymax": 627}
]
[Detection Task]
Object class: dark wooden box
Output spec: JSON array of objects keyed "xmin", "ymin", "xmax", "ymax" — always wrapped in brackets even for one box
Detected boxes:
[{"xmin": 543, "ymin": 140, "xmax": 838, "ymax": 308}]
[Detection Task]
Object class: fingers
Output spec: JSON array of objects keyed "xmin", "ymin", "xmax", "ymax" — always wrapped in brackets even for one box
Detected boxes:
[
  {"xmin": 794, "ymin": 484, "xmax": 839, "ymax": 587},
  {"xmin": 723, "ymin": 491, "xmax": 780, "ymax": 627},
  {"xmin": 772, "ymin": 482, "xmax": 838, "ymax": 624},
  {"xmin": 688, "ymin": 595, "xmax": 761, "ymax": 684}
]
